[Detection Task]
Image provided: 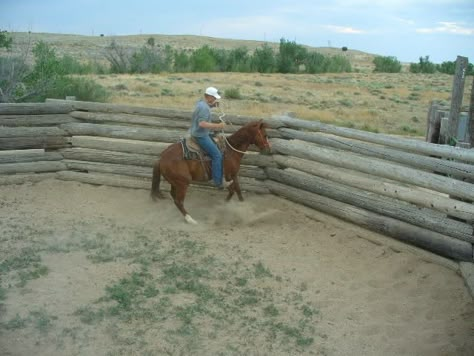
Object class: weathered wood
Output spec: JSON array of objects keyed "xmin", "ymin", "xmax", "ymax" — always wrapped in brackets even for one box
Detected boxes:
[
  {"xmin": 71, "ymin": 136, "xmax": 169, "ymax": 155},
  {"xmin": 241, "ymin": 153, "xmax": 277, "ymax": 168},
  {"xmin": 426, "ymin": 101, "xmax": 438, "ymax": 143},
  {"xmin": 47, "ymin": 98, "xmax": 283, "ymax": 129},
  {"xmin": 46, "ymin": 98, "xmax": 193, "ymax": 119},
  {"xmin": 60, "ymin": 122, "xmax": 185, "ymax": 143},
  {"xmin": 60, "ymin": 148, "xmax": 156, "ymax": 167},
  {"xmin": 0, "ymin": 136, "xmax": 68, "ymax": 150},
  {"xmin": 266, "ymin": 167, "xmax": 474, "ymax": 243},
  {"xmin": 0, "ymin": 102, "xmax": 73, "ymax": 115},
  {"xmin": 56, "ymin": 171, "xmax": 269, "ymax": 194},
  {"xmin": 236, "ymin": 165, "xmax": 267, "ymax": 180},
  {"xmin": 57, "ymin": 170, "xmax": 153, "ymax": 190},
  {"xmin": 277, "ymin": 116, "xmax": 474, "ymax": 163},
  {"xmin": 266, "ymin": 180, "xmax": 473, "ymax": 261},
  {"xmin": 0, "ymin": 149, "xmax": 63, "ymax": 164},
  {"xmin": 0, "ymin": 173, "xmax": 56, "ymax": 185},
  {"xmin": 279, "ymin": 128, "xmax": 474, "ymax": 180},
  {"xmin": 469, "ymin": 76, "xmax": 474, "ymax": 147},
  {"xmin": 0, "ymin": 161, "xmax": 66, "ymax": 175},
  {"xmin": 270, "ymin": 138, "xmax": 474, "ymax": 201},
  {"xmin": 69, "ymin": 111, "xmax": 191, "ymax": 129},
  {"xmin": 448, "ymin": 56, "xmax": 469, "ymax": 141},
  {"xmin": 0, "ymin": 114, "xmax": 76, "ymax": 127},
  {"xmin": 273, "ymin": 155, "xmax": 474, "ymax": 222},
  {"xmin": 0, "ymin": 127, "xmax": 67, "ymax": 138},
  {"xmin": 65, "ymin": 160, "xmax": 152, "ymax": 178}
]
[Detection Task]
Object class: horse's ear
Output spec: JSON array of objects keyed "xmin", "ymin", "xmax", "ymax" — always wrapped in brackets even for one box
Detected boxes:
[{"xmin": 258, "ymin": 119, "xmax": 268, "ymax": 129}]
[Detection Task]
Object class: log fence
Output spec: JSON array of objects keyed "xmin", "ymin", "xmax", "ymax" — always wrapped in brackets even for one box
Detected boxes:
[{"xmin": 1, "ymin": 99, "xmax": 473, "ymax": 262}]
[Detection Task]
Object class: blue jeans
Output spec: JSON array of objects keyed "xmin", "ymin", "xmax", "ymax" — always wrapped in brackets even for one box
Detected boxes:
[{"xmin": 194, "ymin": 135, "xmax": 223, "ymax": 186}]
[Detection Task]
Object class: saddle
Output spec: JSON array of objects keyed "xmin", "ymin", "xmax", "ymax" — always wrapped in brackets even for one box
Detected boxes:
[{"xmin": 180, "ymin": 134, "xmax": 225, "ymax": 161}]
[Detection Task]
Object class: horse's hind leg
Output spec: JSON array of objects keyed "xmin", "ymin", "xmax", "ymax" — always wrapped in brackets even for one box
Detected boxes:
[{"xmin": 173, "ymin": 183, "xmax": 197, "ymax": 224}]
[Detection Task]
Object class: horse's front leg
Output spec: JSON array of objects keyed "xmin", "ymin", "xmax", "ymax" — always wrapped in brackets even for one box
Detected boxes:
[{"xmin": 226, "ymin": 176, "xmax": 243, "ymax": 202}]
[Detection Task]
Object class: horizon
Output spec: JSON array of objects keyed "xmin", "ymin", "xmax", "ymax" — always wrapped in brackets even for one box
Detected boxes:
[{"xmin": 2, "ymin": 0, "xmax": 473, "ymax": 64}]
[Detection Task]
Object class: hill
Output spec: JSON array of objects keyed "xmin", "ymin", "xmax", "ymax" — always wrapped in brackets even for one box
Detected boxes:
[{"xmin": 9, "ymin": 32, "xmax": 377, "ymax": 71}]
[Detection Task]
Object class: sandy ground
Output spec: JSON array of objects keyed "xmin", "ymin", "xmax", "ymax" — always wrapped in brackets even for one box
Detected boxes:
[{"xmin": 0, "ymin": 179, "xmax": 473, "ymax": 356}]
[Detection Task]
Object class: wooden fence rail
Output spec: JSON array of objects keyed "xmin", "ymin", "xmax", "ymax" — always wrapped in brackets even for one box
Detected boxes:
[{"xmin": 1, "ymin": 100, "xmax": 473, "ymax": 262}]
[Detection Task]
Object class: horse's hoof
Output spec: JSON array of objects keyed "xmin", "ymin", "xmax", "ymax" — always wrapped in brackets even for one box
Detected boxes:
[{"xmin": 184, "ymin": 214, "xmax": 198, "ymax": 224}]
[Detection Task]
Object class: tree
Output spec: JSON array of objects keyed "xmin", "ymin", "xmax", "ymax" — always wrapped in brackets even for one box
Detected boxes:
[
  {"xmin": 277, "ymin": 38, "xmax": 308, "ymax": 73},
  {"xmin": 190, "ymin": 45, "xmax": 217, "ymax": 72},
  {"xmin": 250, "ymin": 43, "xmax": 276, "ymax": 73}
]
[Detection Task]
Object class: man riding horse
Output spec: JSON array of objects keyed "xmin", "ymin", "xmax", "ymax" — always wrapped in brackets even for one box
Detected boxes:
[{"xmin": 189, "ymin": 87, "xmax": 230, "ymax": 189}]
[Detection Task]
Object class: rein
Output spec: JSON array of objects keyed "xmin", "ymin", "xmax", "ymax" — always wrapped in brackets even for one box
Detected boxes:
[{"xmin": 217, "ymin": 111, "xmax": 266, "ymax": 155}]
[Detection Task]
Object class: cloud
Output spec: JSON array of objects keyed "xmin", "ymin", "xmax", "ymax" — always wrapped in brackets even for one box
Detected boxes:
[
  {"xmin": 416, "ymin": 22, "xmax": 474, "ymax": 35},
  {"xmin": 323, "ymin": 25, "xmax": 366, "ymax": 34}
]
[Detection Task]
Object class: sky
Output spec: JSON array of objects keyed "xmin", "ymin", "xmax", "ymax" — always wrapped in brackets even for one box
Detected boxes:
[{"xmin": 1, "ymin": 0, "xmax": 473, "ymax": 64}]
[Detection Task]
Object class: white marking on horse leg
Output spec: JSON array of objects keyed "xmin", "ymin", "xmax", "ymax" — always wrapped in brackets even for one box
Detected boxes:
[{"xmin": 184, "ymin": 214, "xmax": 198, "ymax": 224}]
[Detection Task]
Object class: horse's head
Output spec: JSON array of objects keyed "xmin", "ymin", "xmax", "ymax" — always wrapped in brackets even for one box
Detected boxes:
[{"xmin": 251, "ymin": 120, "xmax": 271, "ymax": 153}]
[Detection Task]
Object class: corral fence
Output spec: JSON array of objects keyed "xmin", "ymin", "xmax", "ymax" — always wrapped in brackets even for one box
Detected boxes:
[{"xmin": 1, "ymin": 99, "xmax": 473, "ymax": 265}]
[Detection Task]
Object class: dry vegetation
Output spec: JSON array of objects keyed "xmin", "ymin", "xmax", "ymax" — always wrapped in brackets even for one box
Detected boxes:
[
  {"xmin": 92, "ymin": 71, "xmax": 468, "ymax": 136},
  {"xmin": 7, "ymin": 32, "xmax": 474, "ymax": 136}
]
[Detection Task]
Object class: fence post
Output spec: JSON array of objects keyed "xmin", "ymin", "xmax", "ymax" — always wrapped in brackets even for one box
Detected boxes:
[
  {"xmin": 447, "ymin": 56, "xmax": 468, "ymax": 145},
  {"xmin": 469, "ymin": 76, "xmax": 474, "ymax": 148}
]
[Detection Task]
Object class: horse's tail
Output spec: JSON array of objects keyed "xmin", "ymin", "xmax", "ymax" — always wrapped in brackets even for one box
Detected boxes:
[{"xmin": 151, "ymin": 161, "xmax": 164, "ymax": 200}]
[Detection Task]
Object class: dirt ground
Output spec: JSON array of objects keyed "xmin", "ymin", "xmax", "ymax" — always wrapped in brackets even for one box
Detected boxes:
[{"xmin": 0, "ymin": 179, "xmax": 473, "ymax": 356}]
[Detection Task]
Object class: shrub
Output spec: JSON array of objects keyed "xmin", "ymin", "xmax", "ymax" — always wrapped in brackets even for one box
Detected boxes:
[
  {"xmin": 224, "ymin": 87, "xmax": 242, "ymax": 99},
  {"xmin": 373, "ymin": 56, "xmax": 402, "ymax": 73},
  {"xmin": 409, "ymin": 56, "xmax": 436, "ymax": 74}
]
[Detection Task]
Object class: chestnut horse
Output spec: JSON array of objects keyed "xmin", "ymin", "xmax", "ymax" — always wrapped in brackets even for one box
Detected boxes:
[{"xmin": 150, "ymin": 120, "xmax": 271, "ymax": 224}]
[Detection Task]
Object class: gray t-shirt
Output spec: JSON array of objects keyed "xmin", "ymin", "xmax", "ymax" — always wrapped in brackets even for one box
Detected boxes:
[{"xmin": 190, "ymin": 99, "xmax": 212, "ymax": 137}]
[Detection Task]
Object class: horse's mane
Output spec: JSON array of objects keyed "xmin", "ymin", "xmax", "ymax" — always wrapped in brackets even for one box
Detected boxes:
[{"xmin": 227, "ymin": 121, "xmax": 260, "ymax": 147}]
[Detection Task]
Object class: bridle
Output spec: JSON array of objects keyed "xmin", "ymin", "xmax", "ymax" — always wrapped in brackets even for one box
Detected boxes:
[{"xmin": 217, "ymin": 110, "xmax": 270, "ymax": 155}]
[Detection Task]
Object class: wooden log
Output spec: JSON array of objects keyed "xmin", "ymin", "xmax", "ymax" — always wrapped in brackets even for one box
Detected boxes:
[
  {"xmin": 0, "ymin": 173, "xmax": 57, "ymax": 185},
  {"xmin": 60, "ymin": 122, "xmax": 184, "ymax": 143},
  {"xmin": 0, "ymin": 136, "xmax": 68, "ymax": 150},
  {"xmin": 426, "ymin": 101, "xmax": 438, "ymax": 143},
  {"xmin": 0, "ymin": 114, "xmax": 76, "ymax": 127},
  {"xmin": 277, "ymin": 116, "xmax": 474, "ymax": 164},
  {"xmin": 238, "ymin": 165, "xmax": 267, "ymax": 180},
  {"xmin": 279, "ymin": 128, "xmax": 474, "ymax": 180},
  {"xmin": 0, "ymin": 127, "xmax": 67, "ymax": 138},
  {"xmin": 46, "ymin": 98, "xmax": 193, "ymax": 119},
  {"xmin": 0, "ymin": 149, "xmax": 63, "ymax": 164},
  {"xmin": 266, "ymin": 180, "xmax": 473, "ymax": 261},
  {"xmin": 65, "ymin": 160, "xmax": 152, "ymax": 178},
  {"xmin": 469, "ymin": 76, "xmax": 474, "ymax": 147},
  {"xmin": 448, "ymin": 56, "xmax": 469, "ymax": 141},
  {"xmin": 47, "ymin": 98, "xmax": 283, "ymax": 129},
  {"xmin": 69, "ymin": 111, "xmax": 190, "ymax": 129},
  {"xmin": 266, "ymin": 167, "xmax": 474, "ymax": 243},
  {"xmin": 270, "ymin": 138, "xmax": 474, "ymax": 201},
  {"xmin": 439, "ymin": 116, "xmax": 449, "ymax": 145},
  {"xmin": 71, "ymin": 136, "xmax": 169, "ymax": 155},
  {"xmin": 0, "ymin": 102, "xmax": 73, "ymax": 115},
  {"xmin": 241, "ymin": 153, "xmax": 277, "ymax": 168},
  {"xmin": 60, "ymin": 148, "xmax": 156, "ymax": 167},
  {"xmin": 273, "ymin": 155, "xmax": 474, "ymax": 222},
  {"xmin": 56, "ymin": 171, "xmax": 269, "ymax": 194},
  {"xmin": 56, "ymin": 170, "xmax": 152, "ymax": 190},
  {"xmin": 0, "ymin": 161, "xmax": 66, "ymax": 175}
]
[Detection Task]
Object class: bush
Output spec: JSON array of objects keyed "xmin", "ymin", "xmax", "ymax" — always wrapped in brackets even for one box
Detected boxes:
[
  {"xmin": 409, "ymin": 56, "xmax": 436, "ymax": 73},
  {"xmin": 42, "ymin": 76, "xmax": 109, "ymax": 102},
  {"xmin": 373, "ymin": 56, "xmax": 402, "ymax": 73},
  {"xmin": 224, "ymin": 87, "xmax": 242, "ymax": 99}
]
